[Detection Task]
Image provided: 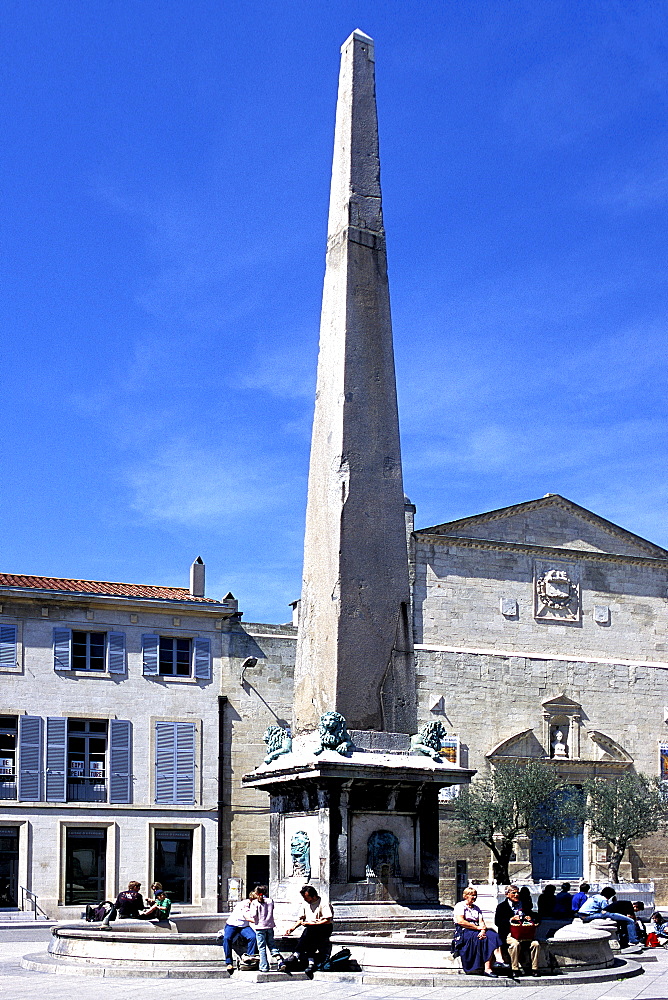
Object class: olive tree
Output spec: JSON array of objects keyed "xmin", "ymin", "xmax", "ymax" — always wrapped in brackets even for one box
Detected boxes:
[
  {"xmin": 454, "ymin": 761, "xmax": 585, "ymax": 885},
  {"xmin": 585, "ymin": 773, "xmax": 666, "ymax": 882}
]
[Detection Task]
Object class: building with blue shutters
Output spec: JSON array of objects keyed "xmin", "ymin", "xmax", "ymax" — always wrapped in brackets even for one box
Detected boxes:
[{"xmin": 0, "ymin": 561, "xmax": 239, "ymax": 918}]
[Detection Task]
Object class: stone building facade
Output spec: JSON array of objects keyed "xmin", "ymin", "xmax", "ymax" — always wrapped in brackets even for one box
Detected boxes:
[
  {"xmin": 0, "ymin": 569, "xmax": 238, "ymax": 918},
  {"xmin": 411, "ymin": 494, "xmax": 668, "ymax": 901}
]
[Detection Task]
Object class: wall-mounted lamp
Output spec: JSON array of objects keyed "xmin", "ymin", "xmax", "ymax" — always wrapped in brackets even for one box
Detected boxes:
[{"xmin": 241, "ymin": 657, "xmax": 258, "ymax": 685}]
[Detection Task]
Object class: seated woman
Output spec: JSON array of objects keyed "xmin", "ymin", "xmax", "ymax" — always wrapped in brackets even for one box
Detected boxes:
[
  {"xmin": 452, "ymin": 887, "xmax": 505, "ymax": 978},
  {"xmin": 140, "ymin": 889, "xmax": 171, "ymax": 921}
]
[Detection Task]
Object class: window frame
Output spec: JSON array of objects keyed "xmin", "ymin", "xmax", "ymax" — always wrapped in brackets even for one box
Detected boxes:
[
  {"xmin": 158, "ymin": 636, "xmax": 192, "ymax": 677},
  {"xmin": 71, "ymin": 631, "xmax": 106, "ymax": 672},
  {"xmin": 67, "ymin": 718, "xmax": 108, "ymax": 802}
]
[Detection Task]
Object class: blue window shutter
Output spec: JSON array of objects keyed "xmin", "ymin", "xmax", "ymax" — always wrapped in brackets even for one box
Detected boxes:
[
  {"xmin": 18, "ymin": 716, "xmax": 43, "ymax": 801},
  {"xmin": 53, "ymin": 628, "xmax": 71, "ymax": 671},
  {"xmin": 155, "ymin": 721, "xmax": 175, "ymax": 803},
  {"xmin": 193, "ymin": 637, "xmax": 211, "ymax": 680},
  {"xmin": 0, "ymin": 625, "xmax": 17, "ymax": 668},
  {"xmin": 46, "ymin": 717, "xmax": 67, "ymax": 802},
  {"xmin": 142, "ymin": 634, "xmax": 159, "ymax": 676},
  {"xmin": 108, "ymin": 632, "xmax": 126, "ymax": 675},
  {"xmin": 109, "ymin": 719, "xmax": 132, "ymax": 804},
  {"xmin": 175, "ymin": 723, "xmax": 196, "ymax": 805}
]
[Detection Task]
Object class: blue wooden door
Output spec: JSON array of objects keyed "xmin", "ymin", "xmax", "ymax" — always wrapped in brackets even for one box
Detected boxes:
[
  {"xmin": 531, "ymin": 828, "xmax": 583, "ymax": 880},
  {"xmin": 531, "ymin": 830, "xmax": 554, "ymax": 879},
  {"xmin": 555, "ymin": 829, "xmax": 583, "ymax": 880}
]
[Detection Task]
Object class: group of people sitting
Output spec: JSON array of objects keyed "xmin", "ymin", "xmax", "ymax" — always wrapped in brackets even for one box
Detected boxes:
[
  {"xmin": 453, "ymin": 881, "xmax": 659, "ymax": 977},
  {"xmin": 86, "ymin": 880, "xmax": 172, "ymax": 926},
  {"xmin": 222, "ymin": 883, "xmax": 332, "ymax": 977}
]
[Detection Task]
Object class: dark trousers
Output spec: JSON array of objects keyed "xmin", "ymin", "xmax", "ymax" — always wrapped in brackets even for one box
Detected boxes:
[{"xmin": 295, "ymin": 924, "xmax": 332, "ymax": 967}]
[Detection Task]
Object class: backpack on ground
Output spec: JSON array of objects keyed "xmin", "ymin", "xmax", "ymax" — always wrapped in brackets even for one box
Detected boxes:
[{"xmin": 320, "ymin": 948, "xmax": 359, "ymax": 972}]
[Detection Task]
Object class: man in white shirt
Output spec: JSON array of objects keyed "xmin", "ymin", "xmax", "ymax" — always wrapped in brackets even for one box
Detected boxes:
[{"xmin": 282, "ymin": 885, "xmax": 333, "ymax": 977}]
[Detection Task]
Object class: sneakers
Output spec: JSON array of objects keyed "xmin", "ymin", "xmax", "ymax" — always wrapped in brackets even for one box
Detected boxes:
[
  {"xmin": 305, "ymin": 965, "xmax": 315, "ymax": 980},
  {"xmin": 226, "ymin": 964, "xmax": 234, "ymax": 974}
]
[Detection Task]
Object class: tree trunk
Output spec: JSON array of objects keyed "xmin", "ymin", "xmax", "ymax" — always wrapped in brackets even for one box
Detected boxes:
[
  {"xmin": 492, "ymin": 841, "xmax": 514, "ymax": 886},
  {"xmin": 607, "ymin": 848, "xmax": 625, "ymax": 883}
]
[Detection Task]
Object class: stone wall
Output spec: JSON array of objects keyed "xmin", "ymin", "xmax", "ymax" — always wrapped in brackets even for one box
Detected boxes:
[
  {"xmin": 220, "ymin": 621, "xmax": 296, "ymax": 898},
  {"xmin": 414, "ymin": 540, "xmax": 668, "ymax": 663},
  {"xmin": 418, "ymin": 647, "xmax": 668, "ymax": 903}
]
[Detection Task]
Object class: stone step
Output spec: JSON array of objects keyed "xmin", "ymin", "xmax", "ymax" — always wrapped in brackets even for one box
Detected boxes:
[
  {"xmin": 20, "ymin": 953, "xmax": 234, "ymax": 979},
  {"xmin": 21, "ymin": 950, "xmax": 644, "ymax": 985},
  {"xmin": 0, "ymin": 910, "xmax": 49, "ymax": 922},
  {"xmin": 311, "ymin": 956, "xmax": 644, "ymax": 988}
]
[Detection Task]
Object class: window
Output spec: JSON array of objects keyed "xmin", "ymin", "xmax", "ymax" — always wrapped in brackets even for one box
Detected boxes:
[
  {"xmin": 0, "ymin": 717, "xmax": 17, "ymax": 800},
  {"xmin": 155, "ymin": 721, "xmax": 196, "ymax": 804},
  {"xmin": 67, "ymin": 720, "xmax": 107, "ymax": 802},
  {"xmin": 154, "ymin": 829, "xmax": 192, "ymax": 904},
  {"xmin": 142, "ymin": 635, "xmax": 211, "ymax": 680},
  {"xmin": 159, "ymin": 637, "xmax": 191, "ymax": 676},
  {"xmin": 72, "ymin": 632, "xmax": 105, "ymax": 671},
  {"xmin": 53, "ymin": 629, "xmax": 125, "ymax": 674},
  {"xmin": 65, "ymin": 828, "xmax": 106, "ymax": 905}
]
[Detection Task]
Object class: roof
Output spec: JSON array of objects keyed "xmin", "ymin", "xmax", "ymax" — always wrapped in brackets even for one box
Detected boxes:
[
  {"xmin": 415, "ymin": 494, "xmax": 668, "ymax": 559},
  {"xmin": 0, "ymin": 573, "xmax": 222, "ymax": 604}
]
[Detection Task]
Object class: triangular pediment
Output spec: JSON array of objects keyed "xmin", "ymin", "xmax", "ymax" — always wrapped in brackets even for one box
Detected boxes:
[
  {"xmin": 542, "ymin": 694, "xmax": 582, "ymax": 711},
  {"xmin": 416, "ymin": 495, "xmax": 668, "ymax": 559}
]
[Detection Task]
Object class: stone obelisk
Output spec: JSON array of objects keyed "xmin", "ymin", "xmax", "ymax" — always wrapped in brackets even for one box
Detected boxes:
[{"xmin": 294, "ymin": 30, "xmax": 416, "ymax": 735}]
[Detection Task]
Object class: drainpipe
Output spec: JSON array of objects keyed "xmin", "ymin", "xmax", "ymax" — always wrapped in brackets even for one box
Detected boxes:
[{"xmin": 217, "ymin": 695, "xmax": 228, "ymax": 912}]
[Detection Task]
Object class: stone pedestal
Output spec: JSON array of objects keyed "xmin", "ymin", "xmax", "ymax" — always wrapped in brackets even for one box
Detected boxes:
[{"xmin": 243, "ymin": 732, "xmax": 473, "ymax": 915}]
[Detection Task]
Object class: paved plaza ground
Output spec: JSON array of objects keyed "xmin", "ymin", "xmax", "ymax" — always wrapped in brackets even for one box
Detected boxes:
[{"xmin": 0, "ymin": 927, "xmax": 667, "ymax": 1000}]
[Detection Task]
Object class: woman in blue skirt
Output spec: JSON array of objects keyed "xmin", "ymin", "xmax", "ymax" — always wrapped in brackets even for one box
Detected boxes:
[{"xmin": 452, "ymin": 887, "xmax": 505, "ymax": 977}]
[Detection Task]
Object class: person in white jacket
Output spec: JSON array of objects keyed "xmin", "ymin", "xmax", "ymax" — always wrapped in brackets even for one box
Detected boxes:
[{"xmin": 220, "ymin": 897, "xmax": 257, "ymax": 972}]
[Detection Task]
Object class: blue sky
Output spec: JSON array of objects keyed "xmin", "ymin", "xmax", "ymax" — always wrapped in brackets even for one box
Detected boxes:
[{"xmin": 3, "ymin": 1, "xmax": 668, "ymax": 623}]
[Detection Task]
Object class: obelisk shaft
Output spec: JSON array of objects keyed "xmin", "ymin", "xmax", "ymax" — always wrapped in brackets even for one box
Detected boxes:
[{"xmin": 294, "ymin": 31, "xmax": 416, "ymax": 734}]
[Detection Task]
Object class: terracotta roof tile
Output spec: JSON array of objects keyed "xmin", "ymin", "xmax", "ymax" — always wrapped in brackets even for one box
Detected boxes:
[{"xmin": 0, "ymin": 573, "xmax": 222, "ymax": 603}]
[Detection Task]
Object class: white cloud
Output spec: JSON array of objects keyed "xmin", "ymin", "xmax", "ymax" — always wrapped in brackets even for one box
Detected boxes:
[{"xmin": 125, "ymin": 436, "xmax": 295, "ymax": 527}]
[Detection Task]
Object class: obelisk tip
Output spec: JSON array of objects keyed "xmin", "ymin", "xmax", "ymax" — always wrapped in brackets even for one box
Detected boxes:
[{"xmin": 341, "ymin": 29, "xmax": 375, "ymax": 59}]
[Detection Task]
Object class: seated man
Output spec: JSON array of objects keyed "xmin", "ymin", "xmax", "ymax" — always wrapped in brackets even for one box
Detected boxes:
[
  {"xmin": 571, "ymin": 883, "xmax": 590, "ymax": 914},
  {"xmin": 282, "ymin": 885, "xmax": 333, "ymax": 978},
  {"xmin": 101, "ymin": 880, "xmax": 144, "ymax": 927},
  {"xmin": 494, "ymin": 885, "xmax": 547, "ymax": 977},
  {"xmin": 578, "ymin": 887, "xmax": 642, "ymax": 952},
  {"xmin": 220, "ymin": 897, "xmax": 257, "ymax": 973},
  {"xmin": 553, "ymin": 883, "xmax": 573, "ymax": 920}
]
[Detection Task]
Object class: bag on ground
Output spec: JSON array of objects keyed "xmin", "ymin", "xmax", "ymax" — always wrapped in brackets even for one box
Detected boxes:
[{"xmin": 320, "ymin": 948, "xmax": 359, "ymax": 972}]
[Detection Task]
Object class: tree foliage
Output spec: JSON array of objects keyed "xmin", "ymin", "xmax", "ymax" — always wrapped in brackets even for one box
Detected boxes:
[
  {"xmin": 454, "ymin": 761, "xmax": 585, "ymax": 885},
  {"xmin": 585, "ymin": 773, "xmax": 667, "ymax": 882}
]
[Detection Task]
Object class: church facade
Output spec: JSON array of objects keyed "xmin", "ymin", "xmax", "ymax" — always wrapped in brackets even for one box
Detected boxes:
[{"xmin": 410, "ymin": 492, "xmax": 668, "ymax": 900}]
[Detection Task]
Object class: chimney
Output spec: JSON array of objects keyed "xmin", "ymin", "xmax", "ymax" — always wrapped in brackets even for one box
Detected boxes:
[{"xmin": 190, "ymin": 557, "xmax": 205, "ymax": 598}]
